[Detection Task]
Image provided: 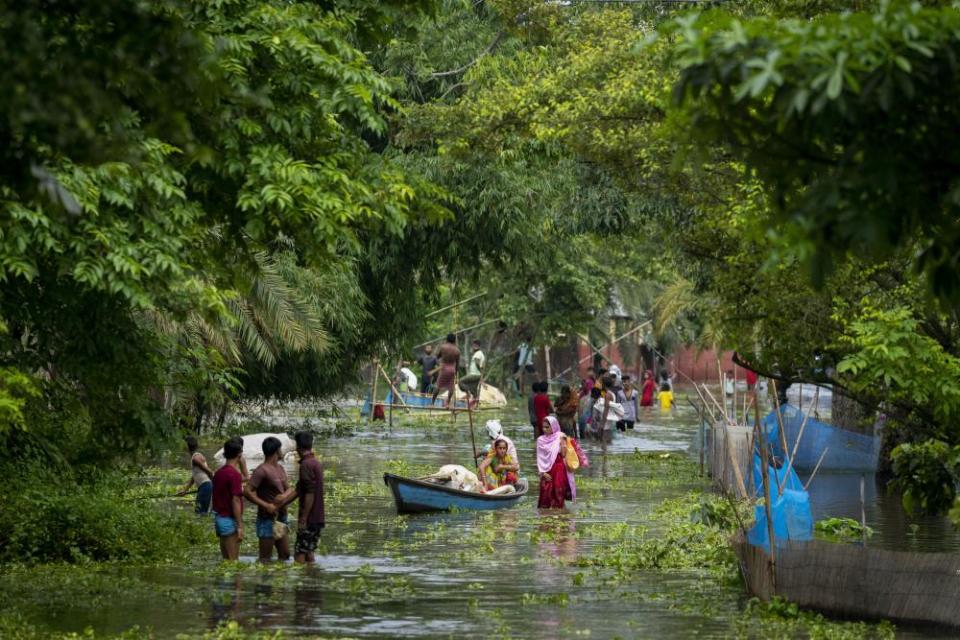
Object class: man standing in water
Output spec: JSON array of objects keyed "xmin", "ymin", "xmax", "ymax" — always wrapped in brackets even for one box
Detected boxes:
[
  {"xmin": 177, "ymin": 435, "xmax": 214, "ymax": 514},
  {"xmin": 416, "ymin": 344, "xmax": 438, "ymax": 394},
  {"xmin": 212, "ymin": 439, "xmax": 244, "ymax": 560},
  {"xmin": 431, "ymin": 333, "xmax": 460, "ymax": 408},
  {"xmin": 458, "ymin": 339, "xmax": 485, "ymax": 408},
  {"xmin": 279, "ymin": 431, "xmax": 325, "ymax": 564},
  {"xmin": 244, "ymin": 436, "xmax": 289, "ymax": 562}
]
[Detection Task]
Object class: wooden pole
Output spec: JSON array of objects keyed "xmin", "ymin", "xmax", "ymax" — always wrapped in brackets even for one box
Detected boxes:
[
  {"xmin": 370, "ymin": 358, "xmax": 379, "ymax": 424},
  {"xmin": 452, "ymin": 370, "xmax": 458, "ymax": 426},
  {"xmin": 378, "ymin": 364, "xmax": 410, "ymax": 411},
  {"xmin": 701, "ymin": 384, "xmax": 729, "ymax": 424},
  {"xmin": 780, "ymin": 387, "xmax": 820, "ymax": 493},
  {"xmin": 557, "ymin": 321, "xmax": 651, "ymax": 379},
  {"xmin": 755, "ymin": 398, "xmax": 777, "ymax": 590},
  {"xmin": 732, "ymin": 366, "xmax": 738, "ymax": 424},
  {"xmin": 467, "ymin": 403, "xmax": 478, "ymax": 464},
  {"xmin": 424, "ymin": 291, "xmax": 488, "ymax": 318},
  {"xmin": 723, "ymin": 420, "xmax": 748, "ymax": 498},
  {"xmin": 803, "ymin": 447, "xmax": 829, "ymax": 491},
  {"xmin": 860, "ymin": 474, "xmax": 868, "ymax": 546}
]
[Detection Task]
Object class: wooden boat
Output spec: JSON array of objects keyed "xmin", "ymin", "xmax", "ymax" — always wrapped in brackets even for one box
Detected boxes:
[{"xmin": 383, "ymin": 473, "xmax": 529, "ymax": 514}]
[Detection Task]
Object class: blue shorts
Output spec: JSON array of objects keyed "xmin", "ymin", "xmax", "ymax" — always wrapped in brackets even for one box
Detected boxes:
[
  {"xmin": 214, "ymin": 514, "xmax": 238, "ymax": 537},
  {"xmin": 195, "ymin": 481, "xmax": 212, "ymax": 515},
  {"xmin": 256, "ymin": 514, "xmax": 288, "ymax": 539}
]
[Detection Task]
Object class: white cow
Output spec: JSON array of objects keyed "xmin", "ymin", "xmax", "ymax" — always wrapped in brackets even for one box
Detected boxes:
[
  {"xmin": 419, "ymin": 464, "xmax": 516, "ymax": 495},
  {"xmin": 214, "ymin": 432, "xmax": 297, "ymax": 467}
]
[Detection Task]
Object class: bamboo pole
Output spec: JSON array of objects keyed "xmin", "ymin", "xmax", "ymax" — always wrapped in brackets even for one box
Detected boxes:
[
  {"xmin": 414, "ymin": 317, "xmax": 502, "ymax": 349},
  {"xmin": 743, "ymin": 395, "xmax": 755, "ymax": 424},
  {"xmin": 803, "ymin": 447, "xmax": 829, "ymax": 491},
  {"xmin": 467, "ymin": 403, "xmax": 478, "ymax": 464},
  {"xmin": 701, "ymin": 384, "xmax": 730, "ymax": 424},
  {"xmin": 451, "ymin": 370, "xmax": 459, "ymax": 426},
  {"xmin": 780, "ymin": 387, "xmax": 820, "ymax": 493},
  {"xmin": 723, "ymin": 420, "xmax": 748, "ymax": 498},
  {"xmin": 370, "ymin": 358, "xmax": 379, "ymax": 423},
  {"xmin": 378, "ymin": 364, "xmax": 410, "ymax": 411},
  {"xmin": 770, "ymin": 379, "xmax": 790, "ymax": 461},
  {"xmin": 424, "ymin": 291, "xmax": 488, "ymax": 318},
  {"xmin": 755, "ymin": 398, "xmax": 777, "ymax": 590},
  {"xmin": 703, "ymin": 384, "xmax": 748, "ymax": 497},
  {"xmin": 556, "ymin": 321, "xmax": 651, "ymax": 379},
  {"xmin": 732, "ymin": 366, "xmax": 738, "ymax": 424},
  {"xmin": 716, "ymin": 355, "xmax": 724, "ymax": 417},
  {"xmin": 366, "ymin": 402, "xmax": 499, "ymax": 412},
  {"xmin": 860, "ymin": 474, "xmax": 868, "ymax": 546}
]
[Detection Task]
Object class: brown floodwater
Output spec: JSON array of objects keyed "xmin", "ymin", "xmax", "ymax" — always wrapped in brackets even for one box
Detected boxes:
[{"xmin": 13, "ymin": 396, "xmax": 960, "ymax": 638}]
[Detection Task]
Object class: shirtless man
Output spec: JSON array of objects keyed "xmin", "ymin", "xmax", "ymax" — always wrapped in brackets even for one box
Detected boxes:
[{"xmin": 431, "ymin": 333, "xmax": 461, "ymax": 408}]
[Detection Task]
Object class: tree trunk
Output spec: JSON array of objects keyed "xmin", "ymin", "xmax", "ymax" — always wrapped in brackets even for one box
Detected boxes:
[{"xmin": 193, "ymin": 393, "xmax": 206, "ymax": 435}]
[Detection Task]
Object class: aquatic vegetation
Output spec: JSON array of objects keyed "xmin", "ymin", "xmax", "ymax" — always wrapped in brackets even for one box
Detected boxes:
[
  {"xmin": 580, "ymin": 492, "xmax": 740, "ymax": 579},
  {"xmin": 0, "ymin": 564, "xmax": 205, "ymax": 612},
  {"xmin": 0, "ymin": 617, "xmax": 350, "ymax": 639},
  {"xmin": 734, "ymin": 597, "xmax": 895, "ymax": 640},
  {"xmin": 814, "ymin": 517, "xmax": 875, "ymax": 543},
  {"xmin": 383, "ymin": 459, "xmax": 435, "ymax": 479}
]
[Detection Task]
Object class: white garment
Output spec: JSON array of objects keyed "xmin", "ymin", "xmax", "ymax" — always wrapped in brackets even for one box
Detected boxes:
[
  {"xmin": 190, "ymin": 452, "xmax": 211, "ymax": 486},
  {"xmin": 400, "ymin": 367, "xmax": 418, "ymax": 390},
  {"xmin": 592, "ymin": 397, "xmax": 625, "ymax": 429},
  {"xmin": 517, "ymin": 342, "xmax": 534, "ymax": 366},
  {"xmin": 469, "ymin": 350, "xmax": 485, "ymax": 376}
]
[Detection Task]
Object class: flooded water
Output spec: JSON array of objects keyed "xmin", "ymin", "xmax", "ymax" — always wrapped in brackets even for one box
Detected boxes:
[{"xmin": 10, "ymin": 394, "xmax": 960, "ymax": 638}]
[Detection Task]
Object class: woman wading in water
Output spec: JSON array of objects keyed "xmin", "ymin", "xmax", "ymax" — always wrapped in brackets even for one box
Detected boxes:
[{"xmin": 536, "ymin": 416, "xmax": 573, "ymax": 509}]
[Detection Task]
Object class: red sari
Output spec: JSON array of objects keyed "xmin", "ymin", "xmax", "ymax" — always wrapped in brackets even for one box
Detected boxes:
[
  {"xmin": 640, "ymin": 378, "xmax": 656, "ymax": 407},
  {"xmin": 537, "ymin": 453, "xmax": 569, "ymax": 509}
]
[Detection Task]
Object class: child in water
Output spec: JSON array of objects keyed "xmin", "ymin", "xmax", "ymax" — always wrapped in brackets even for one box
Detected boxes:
[
  {"xmin": 478, "ymin": 439, "xmax": 519, "ymax": 490},
  {"xmin": 658, "ymin": 381, "xmax": 674, "ymax": 413}
]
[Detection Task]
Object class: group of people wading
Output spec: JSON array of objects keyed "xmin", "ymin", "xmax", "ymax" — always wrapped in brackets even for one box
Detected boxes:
[
  {"xmin": 180, "ymin": 432, "xmax": 325, "ymax": 563},
  {"xmin": 181, "ymin": 344, "xmax": 676, "ymax": 561}
]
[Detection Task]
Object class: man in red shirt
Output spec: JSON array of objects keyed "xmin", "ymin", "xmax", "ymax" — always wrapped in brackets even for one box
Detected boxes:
[
  {"xmin": 212, "ymin": 439, "xmax": 245, "ymax": 560},
  {"xmin": 279, "ymin": 431, "xmax": 325, "ymax": 564},
  {"xmin": 533, "ymin": 381, "xmax": 554, "ymax": 438}
]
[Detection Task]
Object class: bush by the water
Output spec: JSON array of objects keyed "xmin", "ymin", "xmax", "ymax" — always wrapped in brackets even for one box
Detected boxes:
[{"xmin": 0, "ymin": 463, "xmax": 207, "ymax": 563}]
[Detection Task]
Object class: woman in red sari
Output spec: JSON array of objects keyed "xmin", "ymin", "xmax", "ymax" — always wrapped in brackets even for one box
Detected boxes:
[
  {"xmin": 536, "ymin": 416, "xmax": 570, "ymax": 509},
  {"xmin": 640, "ymin": 370, "xmax": 656, "ymax": 407}
]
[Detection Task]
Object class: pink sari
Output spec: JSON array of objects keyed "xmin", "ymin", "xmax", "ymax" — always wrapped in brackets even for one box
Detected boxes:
[{"xmin": 536, "ymin": 417, "xmax": 574, "ymax": 508}]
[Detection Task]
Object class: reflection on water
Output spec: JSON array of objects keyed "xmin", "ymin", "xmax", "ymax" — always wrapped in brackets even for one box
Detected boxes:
[
  {"xmin": 22, "ymin": 397, "xmax": 960, "ymax": 638},
  {"xmin": 805, "ymin": 472, "xmax": 960, "ymax": 552}
]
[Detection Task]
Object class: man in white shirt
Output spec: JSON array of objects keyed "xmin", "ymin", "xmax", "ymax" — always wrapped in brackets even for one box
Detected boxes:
[{"xmin": 458, "ymin": 339, "xmax": 485, "ymax": 407}]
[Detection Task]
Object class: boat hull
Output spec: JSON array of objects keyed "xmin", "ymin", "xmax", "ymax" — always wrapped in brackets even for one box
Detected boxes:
[{"xmin": 383, "ymin": 473, "xmax": 528, "ymax": 514}]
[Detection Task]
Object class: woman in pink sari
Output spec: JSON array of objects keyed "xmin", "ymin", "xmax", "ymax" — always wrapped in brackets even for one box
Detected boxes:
[{"xmin": 537, "ymin": 416, "xmax": 574, "ymax": 509}]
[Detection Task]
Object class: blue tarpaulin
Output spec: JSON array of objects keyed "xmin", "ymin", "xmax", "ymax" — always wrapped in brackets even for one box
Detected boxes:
[{"xmin": 761, "ymin": 403, "xmax": 879, "ymax": 472}]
